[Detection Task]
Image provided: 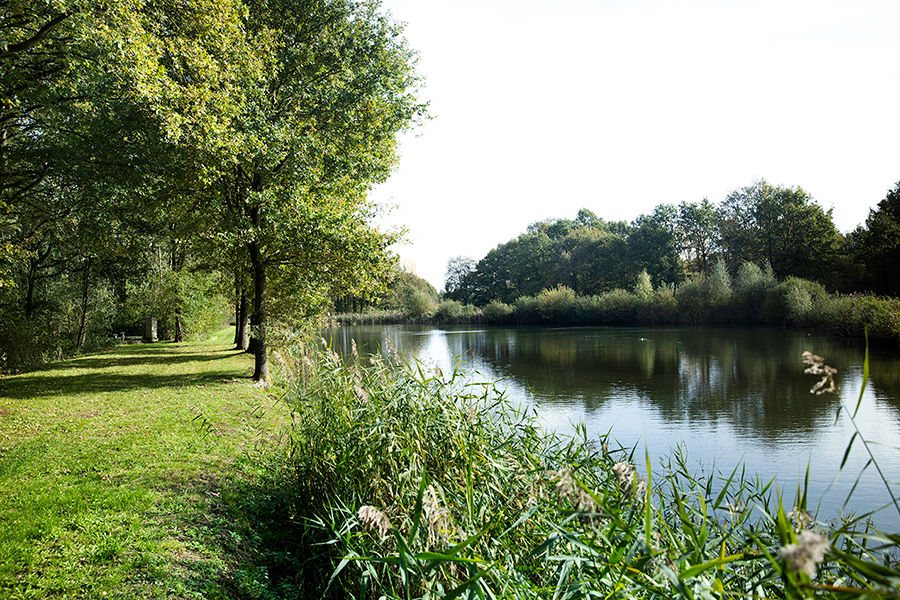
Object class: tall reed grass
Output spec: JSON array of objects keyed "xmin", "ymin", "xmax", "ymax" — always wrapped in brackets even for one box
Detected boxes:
[{"xmin": 259, "ymin": 337, "xmax": 900, "ymax": 598}]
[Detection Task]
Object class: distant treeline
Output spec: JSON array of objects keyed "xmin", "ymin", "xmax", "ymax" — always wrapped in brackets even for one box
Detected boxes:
[
  {"xmin": 335, "ymin": 265, "xmax": 900, "ymax": 345},
  {"xmin": 443, "ymin": 179, "xmax": 900, "ymax": 306},
  {"xmin": 335, "ymin": 178, "xmax": 900, "ymax": 344}
]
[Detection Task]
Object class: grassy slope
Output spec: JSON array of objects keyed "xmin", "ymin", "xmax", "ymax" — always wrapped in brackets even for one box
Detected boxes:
[{"xmin": 0, "ymin": 329, "xmax": 284, "ymax": 599}]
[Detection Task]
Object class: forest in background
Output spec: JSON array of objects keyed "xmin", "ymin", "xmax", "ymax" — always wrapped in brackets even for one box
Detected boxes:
[
  {"xmin": 442, "ymin": 179, "xmax": 900, "ymax": 306},
  {"xmin": 336, "ymin": 179, "xmax": 900, "ymax": 343}
]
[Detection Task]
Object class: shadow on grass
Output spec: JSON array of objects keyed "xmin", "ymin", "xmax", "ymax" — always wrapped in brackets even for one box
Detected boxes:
[{"xmin": 0, "ymin": 344, "xmax": 254, "ymax": 400}]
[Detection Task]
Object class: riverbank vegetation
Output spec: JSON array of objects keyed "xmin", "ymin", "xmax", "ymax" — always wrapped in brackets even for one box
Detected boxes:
[
  {"xmin": 334, "ymin": 263, "xmax": 900, "ymax": 344},
  {"xmin": 334, "ymin": 179, "xmax": 900, "ymax": 345},
  {"xmin": 239, "ymin": 336, "xmax": 900, "ymax": 598}
]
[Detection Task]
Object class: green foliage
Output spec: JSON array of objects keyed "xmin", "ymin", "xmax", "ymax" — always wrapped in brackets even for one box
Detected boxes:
[
  {"xmin": 718, "ymin": 179, "xmax": 843, "ymax": 281},
  {"xmin": 854, "ymin": 180, "xmax": 900, "ymax": 295},
  {"xmin": 633, "ymin": 269, "xmax": 654, "ymax": 301},
  {"xmin": 761, "ymin": 277, "xmax": 830, "ymax": 327},
  {"xmin": 250, "ymin": 344, "xmax": 900, "ymax": 599},
  {"xmin": 405, "ymin": 290, "xmax": 436, "ymax": 319},
  {"xmin": 433, "ymin": 300, "xmax": 476, "ymax": 324},
  {"xmin": 480, "ymin": 300, "xmax": 513, "ymax": 324}
]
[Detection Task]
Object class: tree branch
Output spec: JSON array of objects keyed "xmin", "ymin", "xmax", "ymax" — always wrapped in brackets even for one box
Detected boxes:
[{"xmin": 0, "ymin": 13, "xmax": 70, "ymax": 60}]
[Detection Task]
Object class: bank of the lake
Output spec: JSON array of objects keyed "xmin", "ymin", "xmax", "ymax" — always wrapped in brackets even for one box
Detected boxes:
[
  {"xmin": 333, "ymin": 275, "xmax": 900, "ymax": 347},
  {"xmin": 326, "ymin": 323, "xmax": 900, "ymax": 534}
]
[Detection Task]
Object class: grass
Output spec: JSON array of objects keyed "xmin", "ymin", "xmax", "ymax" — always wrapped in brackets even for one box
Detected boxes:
[{"xmin": 0, "ymin": 329, "xmax": 286, "ymax": 598}]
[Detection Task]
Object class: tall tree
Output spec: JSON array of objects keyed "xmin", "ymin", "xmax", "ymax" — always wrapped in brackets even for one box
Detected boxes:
[
  {"xmin": 628, "ymin": 203, "xmax": 683, "ymax": 287},
  {"xmin": 444, "ymin": 255, "xmax": 476, "ymax": 303},
  {"xmin": 856, "ymin": 181, "xmax": 900, "ymax": 295},
  {"xmin": 206, "ymin": 0, "xmax": 424, "ymax": 382},
  {"xmin": 677, "ymin": 198, "xmax": 717, "ymax": 276},
  {"xmin": 717, "ymin": 180, "xmax": 842, "ymax": 281}
]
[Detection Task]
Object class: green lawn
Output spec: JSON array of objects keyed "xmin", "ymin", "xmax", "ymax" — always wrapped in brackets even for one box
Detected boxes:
[{"xmin": 0, "ymin": 330, "xmax": 284, "ymax": 599}]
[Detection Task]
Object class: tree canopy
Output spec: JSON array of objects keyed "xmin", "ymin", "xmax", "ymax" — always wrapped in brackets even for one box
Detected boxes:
[{"xmin": 0, "ymin": 0, "xmax": 425, "ymax": 376}]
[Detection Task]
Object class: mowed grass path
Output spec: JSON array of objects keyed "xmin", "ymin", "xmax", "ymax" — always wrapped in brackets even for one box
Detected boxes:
[{"xmin": 0, "ymin": 330, "xmax": 285, "ymax": 599}]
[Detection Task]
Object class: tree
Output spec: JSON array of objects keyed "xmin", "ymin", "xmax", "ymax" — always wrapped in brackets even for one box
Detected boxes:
[
  {"xmin": 628, "ymin": 204, "xmax": 683, "ymax": 287},
  {"xmin": 444, "ymin": 255, "xmax": 476, "ymax": 303},
  {"xmin": 206, "ymin": 0, "xmax": 424, "ymax": 382},
  {"xmin": 717, "ymin": 180, "xmax": 842, "ymax": 282},
  {"xmin": 677, "ymin": 198, "xmax": 717, "ymax": 276},
  {"xmin": 856, "ymin": 181, "xmax": 900, "ymax": 295}
]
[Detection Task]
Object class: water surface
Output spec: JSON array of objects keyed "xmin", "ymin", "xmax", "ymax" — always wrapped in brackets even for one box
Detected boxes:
[{"xmin": 327, "ymin": 324, "xmax": 900, "ymax": 531}]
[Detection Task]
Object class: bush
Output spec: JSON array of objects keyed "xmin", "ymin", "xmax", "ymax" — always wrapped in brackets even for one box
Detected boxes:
[
  {"xmin": 433, "ymin": 299, "xmax": 476, "ymax": 323},
  {"xmin": 761, "ymin": 277, "xmax": 829, "ymax": 327},
  {"xmin": 733, "ymin": 261, "xmax": 776, "ymax": 321},
  {"xmin": 513, "ymin": 295, "xmax": 540, "ymax": 324},
  {"xmin": 535, "ymin": 285, "xmax": 577, "ymax": 324},
  {"xmin": 404, "ymin": 289, "xmax": 434, "ymax": 319},
  {"xmin": 481, "ymin": 300, "xmax": 513, "ymax": 324},
  {"xmin": 599, "ymin": 288, "xmax": 639, "ymax": 324}
]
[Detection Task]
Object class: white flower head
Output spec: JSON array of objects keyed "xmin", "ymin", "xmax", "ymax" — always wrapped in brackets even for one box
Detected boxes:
[
  {"xmin": 358, "ymin": 505, "xmax": 392, "ymax": 539},
  {"xmin": 779, "ymin": 530, "xmax": 830, "ymax": 578},
  {"xmin": 613, "ymin": 462, "xmax": 647, "ymax": 499},
  {"xmin": 553, "ymin": 468, "xmax": 599, "ymax": 512}
]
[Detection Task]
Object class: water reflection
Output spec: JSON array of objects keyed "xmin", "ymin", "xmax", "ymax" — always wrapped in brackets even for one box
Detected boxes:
[{"xmin": 327, "ymin": 324, "xmax": 900, "ymax": 531}]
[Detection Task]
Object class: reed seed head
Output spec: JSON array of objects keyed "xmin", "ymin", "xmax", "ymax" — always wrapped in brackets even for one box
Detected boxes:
[
  {"xmin": 553, "ymin": 468, "xmax": 599, "ymax": 512},
  {"xmin": 358, "ymin": 505, "xmax": 392, "ymax": 539},
  {"xmin": 613, "ymin": 462, "xmax": 646, "ymax": 499},
  {"xmin": 779, "ymin": 530, "xmax": 830, "ymax": 578},
  {"xmin": 801, "ymin": 351, "xmax": 838, "ymax": 395}
]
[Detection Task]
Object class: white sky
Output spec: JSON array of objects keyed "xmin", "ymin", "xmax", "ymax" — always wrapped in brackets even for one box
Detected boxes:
[{"xmin": 370, "ymin": 0, "xmax": 900, "ymax": 291}]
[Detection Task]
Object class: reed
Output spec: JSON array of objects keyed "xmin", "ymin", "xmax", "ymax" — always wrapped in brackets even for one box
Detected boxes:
[{"xmin": 261, "ymin": 337, "xmax": 900, "ymax": 598}]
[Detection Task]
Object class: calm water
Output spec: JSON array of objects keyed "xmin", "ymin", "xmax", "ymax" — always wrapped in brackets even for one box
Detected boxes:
[{"xmin": 326, "ymin": 324, "xmax": 900, "ymax": 531}]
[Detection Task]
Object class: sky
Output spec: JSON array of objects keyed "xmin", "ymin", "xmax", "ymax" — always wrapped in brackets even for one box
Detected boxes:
[{"xmin": 368, "ymin": 0, "xmax": 900, "ymax": 291}]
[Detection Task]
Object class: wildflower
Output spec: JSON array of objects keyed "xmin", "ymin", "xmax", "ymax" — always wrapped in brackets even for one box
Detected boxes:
[
  {"xmin": 602, "ymin": 441, "xmax": 609, "ymax": 455},
  {"xmin": 801, "ymin": 351, "xmax": 838, "ymax": 395},
  {"xmin": 358, "ymin": 505, "xmax": 392, "ymax": 538},
  {"xmin": 613, "ymin": 462, "xmax": 647, "ymax": 499},
  {"xmin": 779, "ymin": 530, "xmax": 830, "ymax": 578},
  {"xmin": 351, "ymin": 338, "xmax": 358, "ymax": 359}
]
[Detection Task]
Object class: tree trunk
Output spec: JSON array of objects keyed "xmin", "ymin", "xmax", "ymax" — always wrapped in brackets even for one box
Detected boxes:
[
  {"xmin": 248, "ymin": 207, "xmax": 267, "ymax": 383},
  {"xmin": 233, "ymin": 276, "xmax": 241, "ymax": 346},
  {"xmin": 174, "ymin": 309, "xmax": 184, "ymax": 343},
  {"xmin": 236, "ymin": 290, "xmax": 249, "ymax": 351},
  {"xmin": 74, "ymin": 262, "xmax": 90, "ymax": 348}
]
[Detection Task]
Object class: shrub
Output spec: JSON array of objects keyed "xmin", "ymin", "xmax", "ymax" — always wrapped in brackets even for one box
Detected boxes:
[
  {"xmin": 574, "ymin": 294, "xmax": 605, "ymax": 324},
  {"xmin": 633, "ymin": 269, "xmax": 653, "ymax": 302},
  {"xmin": 513, "ymin": 295, "xmax": 540, "ymax": 324},
  {"xmin": 733, "ymin": 261, "xmax": 776, "ymax": 321},
  {"xmin": 761, "ymin": 277, "xmax": 829, "ymax": 327},
  {"xmin": 535, "ymin": 285, "xmax": 577, "ymax": 324},
  {"xmin": 404, "ymin": 289, "xmax": 434, "ymax": 319},
  {"xmin": 599, "ymin": 288, "xmax": 639, "ymax": 324},
  {"xmin": 481, "ymin": 300, "xmax": 513, "ymax": 324},
  {"xmin": 433, "ymin": 299, "xmax": 476, "ymax": 323}
]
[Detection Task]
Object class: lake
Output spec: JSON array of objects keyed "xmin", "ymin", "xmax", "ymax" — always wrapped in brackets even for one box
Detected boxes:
[{"xmin": 326, "ymin": 324, "xmax": 900, "ymax": 532}]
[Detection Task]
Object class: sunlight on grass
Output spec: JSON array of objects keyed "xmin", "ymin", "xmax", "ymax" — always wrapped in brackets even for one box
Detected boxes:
[{"xmin": 0, "ymin": 330, "xmax": 284, "ymax": 598}]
